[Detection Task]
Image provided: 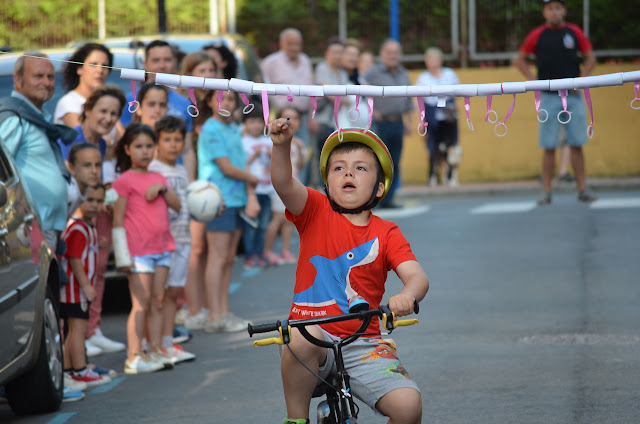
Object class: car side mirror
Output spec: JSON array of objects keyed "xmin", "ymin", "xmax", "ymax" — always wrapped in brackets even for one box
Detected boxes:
[{"xmin": 0, "ymin": 181, "xmax": 7, "ymax": 208}]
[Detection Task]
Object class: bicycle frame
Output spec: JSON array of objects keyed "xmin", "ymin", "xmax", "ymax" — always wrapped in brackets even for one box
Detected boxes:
[{"xmin": 248, "ymin": 303, "xmax": 419, "ymax": 424}]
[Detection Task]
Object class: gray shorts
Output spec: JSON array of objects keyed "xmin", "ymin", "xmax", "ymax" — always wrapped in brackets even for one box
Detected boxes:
[{"xmin": 316, "ymin": 328, "xmax": 420, "ymax": 414}]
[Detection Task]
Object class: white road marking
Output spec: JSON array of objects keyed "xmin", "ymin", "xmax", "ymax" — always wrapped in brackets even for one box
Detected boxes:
[
  {"xmin": 470, "ymin": 201, "xmax": 537, "ymax": 215},
  {"xmin": 374, "ymin": 204, "xmax": 430, "ymax": 219},
  {"xmin": 590, "ymin": 197, "xmax": 640, "ymax": 209}
]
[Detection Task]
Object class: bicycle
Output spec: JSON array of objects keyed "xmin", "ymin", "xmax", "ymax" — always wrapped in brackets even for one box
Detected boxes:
[{"xmin": 247, "ymin": 301, "xmax": 419, "ymax": 424}]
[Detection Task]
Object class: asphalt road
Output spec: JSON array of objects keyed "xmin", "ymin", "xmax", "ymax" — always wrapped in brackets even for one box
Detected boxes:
[{"xmin": 2, "ymin": 190, "xmax": 640, "ymax": 424}]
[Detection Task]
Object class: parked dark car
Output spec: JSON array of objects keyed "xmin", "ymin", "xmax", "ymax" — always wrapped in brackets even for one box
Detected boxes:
[{"xmin": 0, "ymin": 142, "xmax": 63, "ymax": 415}]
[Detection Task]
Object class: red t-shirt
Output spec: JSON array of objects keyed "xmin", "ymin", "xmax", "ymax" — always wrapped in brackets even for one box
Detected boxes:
[
  {"xmin": 520, "ymin": 23, "xmax": 592, "ymax": 80},
  {"xmin": 286, "ymin": 188, "xmax": 417, "ymax": 337},
  {"xmin": 60, "ymin": 218, "xmax": 98, "ymax": 304}
]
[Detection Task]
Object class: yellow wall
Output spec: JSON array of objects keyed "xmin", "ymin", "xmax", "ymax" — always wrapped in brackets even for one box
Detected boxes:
[{"xmin": 402, "ymin": 64, "xmax": 640, "ymax": 184}]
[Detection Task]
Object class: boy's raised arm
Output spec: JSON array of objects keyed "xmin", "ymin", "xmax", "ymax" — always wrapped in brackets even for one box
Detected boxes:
[
  {"xmin": 270, "ymin": 118, "xmax": 308, "ymax": 216},
  {"xmin": 389, "ymin": 260, "xmax": 429, "ymax": 317}
]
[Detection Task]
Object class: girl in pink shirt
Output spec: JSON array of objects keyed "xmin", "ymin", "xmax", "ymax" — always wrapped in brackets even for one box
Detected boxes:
[{"xmin": 112, "ymin": 123, "xmax": 181, "ymax": 374}]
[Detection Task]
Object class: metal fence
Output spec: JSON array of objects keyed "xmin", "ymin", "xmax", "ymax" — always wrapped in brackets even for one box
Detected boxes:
[{"xmin": 1, "ymin": 0, "xmax": 638, "ymax": 65}]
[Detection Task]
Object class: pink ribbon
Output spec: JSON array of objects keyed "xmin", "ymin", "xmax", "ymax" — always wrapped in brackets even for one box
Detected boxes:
[
  {"xmin": 333, "ymin": 96, "xmax": 343, "ymax": 141},
  {"xmin": 364, "ymin": 97, "xmax": 373, "ymax": 133},
  {"xmin": 261, "ymin": 90, "xmax": 270, "ymax": 136},
  {"xmin": 494, "ymin": 94, "xmax": 516, "ymax": 137},
  {"xmin": 128, "ymin": 80, "xmax": 140, "ymax": 113},
  {"xmin": 186, "ymin": 88, "xmax": 199, "ymax": 118},
  {"xmin": 631, "ymin": 82, "xmax": 640, "ymax": 110},
  {"xmin": 239, "ymin": 93, "xmax": 254, "ymax": 114},
  {"xmin": 534, "ymin": 90, "xmax": 548, "ymax": 122},
  {"xmin": 464, "ymin": 97, "xmax": 474, "ymax": 131},
  {"xmin": 584, "ymin": 88, "xmax": 594, "ymax": 138},
  {"xmin": 217, "ymin": 90, "xmax": 231, "ymax": 117},
  {"xmin": 287, "ymin": 86, "xmax": 294, "ymax": 103},
  {"xmin": 557, "ymin": 90, "xmax": 572, "ymax": 124},
  {"xmin": 417, "ymin": 97, "xmax": 427, "ymax": 136},
  {"xmin": 310, "ymin": 96, "xmax": 318, "ymax": 119},
  {"xmin": 484, "ymin": 96, "xmax": 497, "ymax": 123}
]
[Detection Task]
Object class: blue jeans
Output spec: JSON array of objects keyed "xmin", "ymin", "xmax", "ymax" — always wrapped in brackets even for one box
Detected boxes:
[
  {"xmin": 242, "ymin": 194, "xmax": 272, "ymax": 257},
  {"xmin": 372, "ymin": 120, "xmax": 404, "ymax": 206}
]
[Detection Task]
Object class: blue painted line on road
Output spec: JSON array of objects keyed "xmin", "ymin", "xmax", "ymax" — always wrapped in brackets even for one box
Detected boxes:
[
  {"xmin": 229, "ymin": 282, "xmax": 242, "ymax": 294},
  {"xmin": 90, "ymin": 376, "xmax": 127, "ymax": 394},
  {"xmin": 46, "ymin": 412, "xmax": 77, "ymax": 424}
]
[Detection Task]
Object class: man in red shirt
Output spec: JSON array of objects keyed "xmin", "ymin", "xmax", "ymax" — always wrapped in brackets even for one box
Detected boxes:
[{"xmin": 513, "ymin": 0, "xmax": 597, "ymax": 205}]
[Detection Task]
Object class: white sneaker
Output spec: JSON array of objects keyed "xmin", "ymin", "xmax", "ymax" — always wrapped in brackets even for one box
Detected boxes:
[
  {"xmin": 221, "ymin": 313, "xmax": 251, "ymax": 333},
  {"xmin": 85, "ymin": 339, "xmax": 103, "ymax": 357},
  {"xmin": 165, "ymin": 344, "xmax": 196, "ymax": 364},
  {"xmin": 88, "ymin": 329, "xmax": 126, "ymax": 353},
  {"xmin": 184, "ymin": 310, "xmax": 207, "ymax": 330},
  {"xmin": 71, "ymin": 368, "xmax": 111, "ymax": 388},
  {"xmin": 174, "ymin": 306, "xmax": 188, "ymax": 325},
  {"xmin": 148, "ymin": 351, "xmax": 174, "ymax": 370},
  {"xmin": 64, "ymin": 373, "xmax": 87, "ymax": 391},
  {"xmin": 124, "ymin": 354, "xmax": 164, "ymax": 375}
]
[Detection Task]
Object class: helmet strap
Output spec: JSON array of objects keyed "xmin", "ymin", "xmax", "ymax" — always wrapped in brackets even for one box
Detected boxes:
[{"xmin": 324, "ymin": 184, "xmax": 380, "ymax": 214}]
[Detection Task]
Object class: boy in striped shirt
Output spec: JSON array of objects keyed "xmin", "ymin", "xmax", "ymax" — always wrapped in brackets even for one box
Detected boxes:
[{"xmin": 60, "ymin": 184, "xmax": 111, "ymax": 387}]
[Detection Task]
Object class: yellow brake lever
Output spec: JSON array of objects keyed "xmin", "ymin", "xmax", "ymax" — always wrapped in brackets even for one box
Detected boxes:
[{"xmin": 382, "ymin": 312, "xmax": 419, "ymax": 330}]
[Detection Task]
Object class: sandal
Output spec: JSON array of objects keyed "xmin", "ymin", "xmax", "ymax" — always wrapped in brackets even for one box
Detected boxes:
[
  {"xmin": 577, "ymin": 191, "xmax": 597, "ymax": 203},
  {"xmin": 537, "ymin": 191, "xmax": 552, "ymax": 206}
]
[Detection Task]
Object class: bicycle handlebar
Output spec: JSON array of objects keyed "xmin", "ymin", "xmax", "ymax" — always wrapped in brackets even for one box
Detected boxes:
[{"xmin": 248, "ymin": 301, "xmax": 419, "ymax": 347}]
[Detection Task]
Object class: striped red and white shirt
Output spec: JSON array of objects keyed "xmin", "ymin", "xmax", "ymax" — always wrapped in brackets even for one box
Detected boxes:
[{"xmin": 60, "ymin": 218, "xmax": 98, "ymax": 304}]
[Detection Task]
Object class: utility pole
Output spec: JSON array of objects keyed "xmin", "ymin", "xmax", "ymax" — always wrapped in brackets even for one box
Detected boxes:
[
  {"xmin": 460, "ymin": 0, "xmax": 468, "ymax": 67},
  {"xmin": 158, "ymin": 0, "xmax": 167, "ymax": 34}
]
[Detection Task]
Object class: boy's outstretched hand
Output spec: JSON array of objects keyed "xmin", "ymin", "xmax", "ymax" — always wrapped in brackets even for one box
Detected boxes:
[{"xmin": 270, "ymin": 118, "xmax": 294, "ymax": 146}]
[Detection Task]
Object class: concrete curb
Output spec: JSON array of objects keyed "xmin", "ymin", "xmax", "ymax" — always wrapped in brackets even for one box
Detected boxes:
[{"xmin": 397, "ymin": 177, "xmax": 640, "ymax": 200}]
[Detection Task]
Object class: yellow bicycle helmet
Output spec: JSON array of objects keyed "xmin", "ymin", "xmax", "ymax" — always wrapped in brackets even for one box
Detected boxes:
[{"xmin": 319, "ymin": 128, "xmax": 394, "ymax": 211}]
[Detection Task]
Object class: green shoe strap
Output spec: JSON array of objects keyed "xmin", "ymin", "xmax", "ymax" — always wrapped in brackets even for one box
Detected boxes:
[{"xmin": 284, "ymin": 419, "xmax": 309, "ymax": 424}]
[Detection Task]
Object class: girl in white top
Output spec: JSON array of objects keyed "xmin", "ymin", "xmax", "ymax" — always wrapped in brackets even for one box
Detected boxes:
[{"xmin": 55, "ymin": 43, "xmax": 113, "ymax": 128}]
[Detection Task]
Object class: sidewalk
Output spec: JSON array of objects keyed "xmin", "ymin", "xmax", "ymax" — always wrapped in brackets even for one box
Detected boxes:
[{"xmin": 398, "ymin": 176, "xmax": 640, "ymax": 200}]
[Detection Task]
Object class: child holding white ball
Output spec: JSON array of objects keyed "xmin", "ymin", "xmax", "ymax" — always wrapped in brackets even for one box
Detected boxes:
[
  {"xmin": 149, "ymin": 116, "xmax": 196, "ymax": 364},
  {"xmin": 197, "ymin": 90, "xmax": 259, "ymax": 333}
]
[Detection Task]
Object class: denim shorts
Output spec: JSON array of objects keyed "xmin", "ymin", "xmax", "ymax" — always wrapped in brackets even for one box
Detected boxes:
[
  {"xmin": 205, "ymin": 206, "xmax": 242, "ymax": 232},
  {"xmin": 131, "ymin": 251, "xmax": 172, "ymax": 273},
  {"xmin": 538, "ymin": 91, "xmax": 588, "ymax": 149}
]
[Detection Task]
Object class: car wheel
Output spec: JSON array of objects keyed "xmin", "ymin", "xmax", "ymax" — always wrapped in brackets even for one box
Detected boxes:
[{"xmin": 6, "ymin": 286, "xmax": 63, "ymax": 414}]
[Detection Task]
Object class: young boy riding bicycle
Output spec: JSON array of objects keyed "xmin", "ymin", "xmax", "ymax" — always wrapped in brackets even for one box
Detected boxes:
[{"xmin": 269, "ymin": 119, "xmax": 429, "ymax": 424}]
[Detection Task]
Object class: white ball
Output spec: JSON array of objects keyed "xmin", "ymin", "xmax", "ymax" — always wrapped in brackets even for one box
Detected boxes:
[{"xmin": 186, "ymin": 181, "xmax": 223, "ymax": 223}]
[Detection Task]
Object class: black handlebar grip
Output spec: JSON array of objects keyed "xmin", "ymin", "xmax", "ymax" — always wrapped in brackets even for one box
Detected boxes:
[
  {"xmin": 247, "ymin": 322, "xmax": 280, "ymax": 337},
  {"xmin": 413, "ymin": 299, "xmax": 420, "ymax": 314}
]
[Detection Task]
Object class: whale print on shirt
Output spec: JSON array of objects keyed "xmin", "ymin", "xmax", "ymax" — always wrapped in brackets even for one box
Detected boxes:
[{"xmin": 293, "ymin": 237, "xmax": 379, "ymax": 314}]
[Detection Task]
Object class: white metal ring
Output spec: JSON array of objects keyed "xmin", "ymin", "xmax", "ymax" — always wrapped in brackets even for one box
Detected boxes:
[
  {"xmin": 466, "ymin": 119, "xmax": 475, "ymax": 132},
  {"xmin": 348, "ymin": 108, "xmax": 361, "ymax": 122},
  {"xmin": 630, "ymin": 98, "xmax": 640, "ymax": 110},
  {"xmin": 187, "ymin": 105, "xmax": 199, "ymax": 118},
  {"xmin": 417, "ymin": 123, "xmax": 427, "ymax": 137},
  {"xmin": 587, "ymin": 125, "xmax": 594, "ymax": 139},
  {"xmin": 218, "ymin": 108, "xmax": 231, "ymax": 117},
  {"xmin": 494, "ymin": 122, "xmax": 508, "ymax": 137},
  {"xmin": 128, "ymin": 100, "xmax": 140, "ymax": 114},
  {"xmin": 243, "ymin": 104, "xmax": 255, "ymax": 114},
  {"xmin": 486, "ymin": 110, "xmax": 498, "ymax": 124},
  {"xmin": 557, "ymin": 110, "xmax": 572, "ymax": 124},
  {"xmin": 536, "ymin": 109, "xmax": 549, "ymax": 123}
]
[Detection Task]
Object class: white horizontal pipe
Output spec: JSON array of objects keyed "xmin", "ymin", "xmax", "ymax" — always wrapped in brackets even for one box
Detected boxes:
[
  {"xmin": 452, "ymin": 84, "xmax": 478, "ymax": 97},
  {"xmin": 252, "ymin": 83, "xmax": 277, "ymax": 95},
  {"xmin": 323, "ymin": 85, "xmax": 348, "ymax": 96},
  {"xmin": 549, "ymin": 78, "xmax": 575, "ymax": 91},
  {"xmin": 298, "ymin": 85, "xmax": 325, "ymax": 97},
  {"xmin": 573, "ymin": 76, "xmax": 600, "ymax": 89},
  {"xmin": 622, "ymin": 70, "xmax": 640, "ymax": 83},
  {"xmin": 155, "ymin": 73, "xmax": 180, "ymax": 88},
  {"xmin": 203, "ymin": 78, "xmax": 230, "ymax": 91},
  {"xmin": 477, "ymin": 83, "xmax": 503, "ymax": 96},
  {"xmin": 596, "ymin": 73, "xmax": 623, "ymax": 87},
  {"xmin": 430, "ymin": 84, "xmax": 457, "ymax": 97},
  {"xmin": 501, "ymin": 81, "xmax": 527, "ymax": 94},
  {"xmin": 524, "ymin": 80, "xmax": 550, "ymax": 91},
  {"xmin": 180, "ymin": 76, "xmax": 205, "ymax": 89},
  {"xmin": 383, "ymin": 86, "xmax": 408, "ymax": 97},
  {"xmin": 120, "ymin": 68, "xmax": 146, "ymax": 81},
  {"xmin": 359, "ymin": 85, "xmax": 384, "ymax": 97},
  {"xmin": 407, "ymin": 86, "xmax": 431, "ymax": 97},
  {"xmin": 228, "ymin": 78, "xmax": 254, "ymax": 94},
  {"xmin": 275, "ymin": 84, "xmax": 300, "ymax": 96}
]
